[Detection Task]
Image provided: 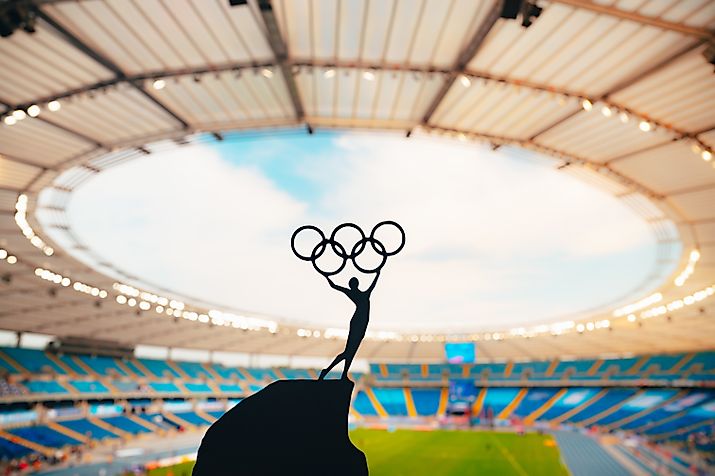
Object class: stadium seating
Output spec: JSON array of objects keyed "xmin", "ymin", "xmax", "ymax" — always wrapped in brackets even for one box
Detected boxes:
[
  {"xmin": 8, "ymin": 426, "xmax": 81, "ymax": 447},
  {"xmin": 166, "ymin": 411, "xmax": 211, "ymax": 427},
  {"xmin": 1, "ymin": 346, "xmax": 714, "ymax": 466},
  {"xmin": 1, "ymin": 348, "xmax": 66, "ymax": 375},
  {"xmin": 371, "ymin": 388, "xmax": 408, "ymax": 416},
  {"xmin": 410, "ymin": 389, "xmax": 441, "ymax": 416},
  {"xmin": 102, "ymin": 416, "xmax": 151, "ymax": 434},
  {"xmin": 69, "ymin": 380, "xmax": 108, "ymax": 394},
  {"xmin": 23, "ymin": 381, "xmax": 67, "ymax": 394},
  {"xmin": 59, "ymin": 418, "xmax": 117, "ymax": 440},
  {"xmin": 0, "ymin": 437, "xmax": 32, "ymax": 459},
  {"xmin": 77, "ymin": 355, "xmax": 127, "ymax": 376},
  {"xmin": 353, "ymin": 391, "xmax": 378, "ymax": 416}
]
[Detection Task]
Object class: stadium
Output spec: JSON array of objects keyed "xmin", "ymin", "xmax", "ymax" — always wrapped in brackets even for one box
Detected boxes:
[{"xmin": 0, "ymin": 0, "xmax": 714, "ymax": 474}]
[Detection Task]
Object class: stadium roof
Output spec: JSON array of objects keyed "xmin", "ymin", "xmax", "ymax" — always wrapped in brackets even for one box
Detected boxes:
[{"xmin": 0, "ymin": 0, "xmax": 714, "ymax": 361}]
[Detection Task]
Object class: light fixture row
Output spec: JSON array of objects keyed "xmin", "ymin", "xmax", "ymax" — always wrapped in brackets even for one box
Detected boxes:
[
  {"xmin": 2, "ymin": 100, "xmax": 60, "ymax": 126},
  {"xmin": 15, "ymin": 195, "xmax": 54, "ymax": 257},
  {"xmin": 636, "ymin": 284, "xmax": 715, "ymax": 320},
  {"xmin": 674, "ymin": 249, "xmax": 700, "ymax": 287},
  {"xmin": 33, "ymin": 267, "xmax": 108, "ymax": 298},
  {"xmin": 112, "ymin": 281, "xmax": 277, "ymax": 332},
  {"xmin": 0, "ymin": 249, "xmax": 18, "ymax": 265}
]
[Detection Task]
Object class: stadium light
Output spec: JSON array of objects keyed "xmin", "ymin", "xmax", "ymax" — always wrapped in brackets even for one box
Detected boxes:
[
  {"xmin": 47, "ymin": 100, "xmax": 61, "ymax": 112},
  {"xmin": 27, "ymin": 104, "xmax": 40, "ymax": 117}
]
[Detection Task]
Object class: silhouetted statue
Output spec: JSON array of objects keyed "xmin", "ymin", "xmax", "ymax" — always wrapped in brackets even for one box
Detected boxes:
[
  {"xmin": 292, "ymin": 221, "xmax": 405, "ymax": 380},
  {"xmin": 320, "ymin": 273, "xmax": 379, "ymax": 379},
  {"xmin": 193, "ymin": 222, "xmax": 404, "ymax": 475}
]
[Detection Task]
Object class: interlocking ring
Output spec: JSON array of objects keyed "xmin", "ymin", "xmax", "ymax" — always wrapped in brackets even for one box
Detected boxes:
[
  {"xmin": 352, "ymin": 237, "xmax": 387, "ymax": 274},
  {"xmin": 291, "ymin": 225, "xmax": 325, "ymax": 261},
  {"xmin": 371, "ymin": 220, "xmax": 406, "ymax": 256},
  {"xmin": 330, "ymin": 223, "xmax": 366, "ymax": 260},
  {"xmin": 292, "ymin": 221, "xmax": 405, "ymax": 276},
  {"xmin": 311, "ymin": 238, "xmax": 347, "ymax": 277}
]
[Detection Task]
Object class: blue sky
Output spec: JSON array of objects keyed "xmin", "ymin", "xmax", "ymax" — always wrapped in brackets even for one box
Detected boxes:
[{"xmin": 61, "ymin": 130, "xmax": 658, "ymax": 332}]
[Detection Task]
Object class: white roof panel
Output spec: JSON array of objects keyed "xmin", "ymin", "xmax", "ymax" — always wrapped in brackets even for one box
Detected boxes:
[{"xmin": 610, "ymin": 141, "xmax": 715, "ymax": 195}]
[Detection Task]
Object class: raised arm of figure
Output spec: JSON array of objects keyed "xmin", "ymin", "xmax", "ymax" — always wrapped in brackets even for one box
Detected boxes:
[
  {"xmin": 366, "ymin": 270, "xmax": 381, "ymax": 294},
  {"xmin": 326, "ymin": 275, "xmax": 350, "ymax": 294}
]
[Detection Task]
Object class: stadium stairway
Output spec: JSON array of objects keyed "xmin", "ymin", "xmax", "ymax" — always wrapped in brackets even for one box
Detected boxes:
[
  {"xmin": 127, "ymin": 414, "xmax": 161, "ymax": 432},
  {"xmin": 498, "ymin": 388, "xmax": 527, "ymax": 419},
  {"xmin": 364, "ymin": 388, "xmax": 388, "ymax": 418},
  {"xmin": 577, "ymin": 390, "xmax": 643, "ymax": 426},
  {"xmin": 553, "ymin": 431, "xmax": 635, "ymax": 476},
  {"xmin": 115, "ymin": 360, "xmax": 138, "ymax": 378},
  {"xmin": 45, "ymin": 354, "xmax": 75, "ymax": 375},
  {"xmin": 0, "ymin": 429, "xmax": 54, "ymax": 457},
  {"xmin": 551, "ymin": 389, "xmax": 608, "ymax": 424},
  {"xmin": 194, "ymin": 408, "xmax": 218, "ymax": 424},
  {"xmin": 472, "ymin": 388, "xmax": 487, "ymax": 415},
  {"xmin": 601, "ymin": 390, "xmax": 687, "ymax": 431},
  {"xmin": 45, "ymin": 421, "xmax": 89, "ymax": 444},
  {"xmin": 0, "ymin": 350, "xmax": 28, "ymax": 374},
  {"xmin": 403, "ymin": 388, "xmax": 417, "ymax": 417},
  {"xmin": 161, "ymin": 411, "xmax": 197, "ymax": 430},
  {"xmin": 525, "ymin": 388, "xmax": 567, "ymax": 424},
  {"xmin": 88, "ymin": 417, "xmax": 131, "ymax": 438}
]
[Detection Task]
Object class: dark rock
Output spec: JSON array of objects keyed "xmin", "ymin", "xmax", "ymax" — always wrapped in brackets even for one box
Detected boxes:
[{"xmin": 193, "ymin": 379, "xmax": 368, "ymax": 476}]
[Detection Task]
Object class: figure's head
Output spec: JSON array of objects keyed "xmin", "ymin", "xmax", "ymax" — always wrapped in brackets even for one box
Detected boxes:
[{"xmin": 349, "ymin": 277, "xmax": 359, "ymax": 290}]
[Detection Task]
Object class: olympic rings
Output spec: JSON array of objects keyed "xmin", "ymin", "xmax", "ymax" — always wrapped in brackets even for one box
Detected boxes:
[{"xmin": 292, "ymin": 221, "xmax": 405, "ymax": 276}]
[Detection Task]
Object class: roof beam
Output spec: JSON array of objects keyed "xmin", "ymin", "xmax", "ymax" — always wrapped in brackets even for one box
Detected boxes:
[
  {"xmin": 35, "ymin": 10, "xmax": 191, "ymax": 129},
  {"xmin": 420, "ymin": 0, "xmax": 504, "ymax": 126},
  {"xmin": 255, "ymin": 0, "xmax": 305, "ymax": 121},
  {"xmin": 551, "ymin": 0, "xmax": 715, "ymax": 40}
]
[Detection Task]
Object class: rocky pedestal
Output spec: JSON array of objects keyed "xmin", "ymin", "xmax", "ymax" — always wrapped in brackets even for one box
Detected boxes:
[{"xmin": 193, "ymin": 378, "xmax": 368, "ymax": 476}]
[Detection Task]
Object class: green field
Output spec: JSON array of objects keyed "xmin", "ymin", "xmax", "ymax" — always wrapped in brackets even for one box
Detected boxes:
[{"xmin": 148, "ymin": 429, "xmax": 567, "ymax": 476}]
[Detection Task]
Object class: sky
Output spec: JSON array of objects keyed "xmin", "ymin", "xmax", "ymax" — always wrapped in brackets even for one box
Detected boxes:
[{"xmin": 60, "ymin": 130, "xmax": 658, "ymax": 333}]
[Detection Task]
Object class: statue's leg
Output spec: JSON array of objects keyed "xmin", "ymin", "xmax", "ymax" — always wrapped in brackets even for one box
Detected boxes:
[
  {"xmin": 319, "ymin": 352, "xmax": 345, "ymax": 380},
  {"xmin": 341, "ymin": 351, "xmax": 356, "ymax": 380}
]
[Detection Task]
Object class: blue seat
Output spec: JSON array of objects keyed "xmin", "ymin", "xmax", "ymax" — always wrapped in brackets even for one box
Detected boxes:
[
  {"xmin": 69, "ymin": 380, "xmax": 108, "ymax": 393},
  {"xmin": 0, "ymin": 436, "xmax": 32, "ymax": 459},
  {"xmin": 9, "ymin": 425, "xmax": 81, "ymax": 447},
  {"xmin": 353, "ymin": 391, "xmax": 377, "ymax": 416},
  {"xmin": 102, "ymin": 416, "xmax": 151, "ymax": 434},
  {"xmin": 24, "ymin": 380, "xmax": 68, "ymax": 394},
  {"xmin": 60, "ymin": 418, "xmax": 117, "ymax": 439},
  {"xmin": 411, "ymin": 388, "xmax": 441, "ymax": 416},
  {"xmin": 2, "ymin": 348, "xmax": 66, "ymax": 374},
  {"xmin": 149, "ymin": 381, "xmax": 180, "ymax": 393},
  {"xmin": 372, "ymin": 388, "xmax": 407, "ymax": 416}
]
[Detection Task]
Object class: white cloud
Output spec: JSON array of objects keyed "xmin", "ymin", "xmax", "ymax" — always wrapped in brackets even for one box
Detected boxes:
[{"xmin": 61, "ymin": 133, "xmax": 656, "ymax": 332}]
